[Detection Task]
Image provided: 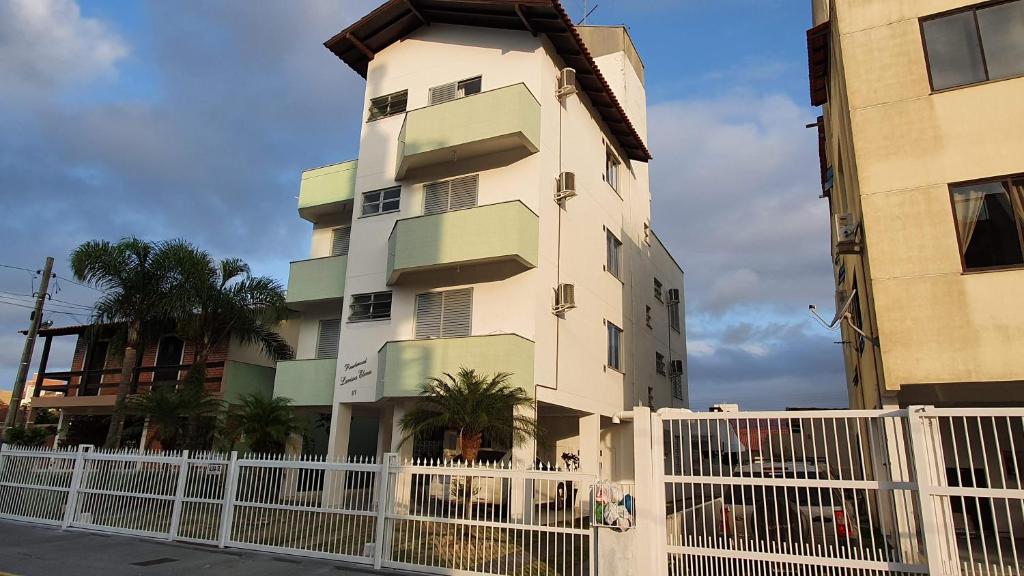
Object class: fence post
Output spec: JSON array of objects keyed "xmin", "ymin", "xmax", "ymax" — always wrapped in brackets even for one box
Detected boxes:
[
  {"xmin": 62, "ymin": 444, "xmax": 91, "ymax": 529},
  {"xmin": 168, "ymin": 450, "xmax": 190, "ymax": 540},
  {"xmin": 373, "ymin": 452, "xmax": 395, "ymax": 570},
  {"xmin": 218, "ymin": 451, "xmax": 239, "ymax": 548},
  {"xmin": 631, "ymin": 406, "xmax": 667, "ymax": 576},
  {"xmin": 906, "ymin": 406, "xmax": 957, "ymax": 575}
]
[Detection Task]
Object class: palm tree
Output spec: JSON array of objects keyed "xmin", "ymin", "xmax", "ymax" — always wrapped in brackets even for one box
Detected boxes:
[
  {"xmin": 224, "ymin": 393, "xmax": 297, "ymax": 453},
  {"xmin": 128, "ymin": 386, "xmax": 224, "ymax": 451},
  {"xmin": 71, "ymin": 238, "xmax": 177, "ymax": 448},
  {"xmin": 400, "ymin": 368, "xmax": 541, "ymax": 463},
  {"xmin": 159, "ymin": 243, "xmax": 293, "ymax": 388}
]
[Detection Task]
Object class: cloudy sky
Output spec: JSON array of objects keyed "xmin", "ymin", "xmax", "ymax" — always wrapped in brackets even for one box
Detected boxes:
[{"xmin": 0, "ymin": 0, "xmax": 845, "ymax": 410}]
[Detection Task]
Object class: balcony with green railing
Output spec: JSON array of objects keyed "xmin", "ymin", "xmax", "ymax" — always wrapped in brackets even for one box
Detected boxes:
[
  {"xmin": 272, "ymin": 358, "xmax": 337, "ymax": 406},
  {"xmin": 375, "ymin": 334, "xmax": 534, "ymax": 399},
  {"xmin": 395, "ymin": 83, "xmax": 540, "ymax": 180},
  {"xmin": 386, "ymin": 201, "xmax": 538, "ymax": 286},
  {"xmin": 286, "ymin": 255, "xmax": 347, "ymax": 308},
  {"xmin": 298, "ymin": 160, "xmax": 358, "ymax": 223}
]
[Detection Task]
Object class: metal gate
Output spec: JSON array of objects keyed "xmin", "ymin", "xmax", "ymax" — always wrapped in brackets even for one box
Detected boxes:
[{"xmin": 640, "ymin": 406, "xmax": 1024, "ymax": 576}]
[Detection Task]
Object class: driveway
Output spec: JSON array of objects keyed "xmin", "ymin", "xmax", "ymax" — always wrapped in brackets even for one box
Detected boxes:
[{"xmin": 0, "ymin": 520, "xmax": 381, "ymax": 576}]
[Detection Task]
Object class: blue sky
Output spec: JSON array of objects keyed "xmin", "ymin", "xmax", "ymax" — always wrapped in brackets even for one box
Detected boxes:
[{"xmin": 0, "ymin": 0, "xmax": 845, "ymax": 410}]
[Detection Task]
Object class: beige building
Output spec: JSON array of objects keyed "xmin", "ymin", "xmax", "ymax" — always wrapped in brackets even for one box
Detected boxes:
[
  {"xmin": 809, "ymin": 0, "xmax": 1024, "ymax": 409},
  {"xmin": 273, "ymin": 0, "xmax": 687, "ymax": 476}
]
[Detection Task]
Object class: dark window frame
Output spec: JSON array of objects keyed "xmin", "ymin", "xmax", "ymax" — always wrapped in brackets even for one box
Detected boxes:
[
  {"xmin": 348, "ymin": 291, "xmax": 393, "ymax": 322},
  {"xmin": 606, "ymin": 321, "xmax": 623, "ymax": 372},
  {"xmin": 920, "ymin": 0, "xmax": 1024, "ymax": 92},
  {"xmin": 655, "ymin": 352, "xmax": 666, "ymax": 376},
  {"xmin": 654, "ymin": 278, "xmax": 663, "ymax": 302},
  {"xmin": 605, "ymin": 229, "xmax": 623, "ymax": 280},
  {"xmin": 947, "ymin": 173, "xmax": 1024, "ymax": 273},
  {"xmin": 367, "ymin": 90, "xmax": 408, "ymax": 121},
  {"xmin": 361, "ymin": 186, "xmax": 402, "ymax": 217}
]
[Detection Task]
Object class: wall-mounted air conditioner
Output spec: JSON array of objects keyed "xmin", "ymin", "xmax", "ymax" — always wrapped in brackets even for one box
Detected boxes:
[
  {"xmin": 834, "ymin": 213, "xmax": 860, "ymax": 254},
  {"xmin": 556, "ymin": 68, "xmax": 577, "ymax": 98},
  {"xmin": 555, "ymin": 171, "xmax": 577, "ymax": 202},
  {"xmin": 553, "ymin": 283, "xmax": 576, "ymax": 314}
]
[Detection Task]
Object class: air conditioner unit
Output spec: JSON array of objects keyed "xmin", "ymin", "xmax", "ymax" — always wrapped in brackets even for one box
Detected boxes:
[
  {"xmin": 669, "ymin": 360, "xmax": 684, "ymax": 375},
  {"xmin": 667, "ymin": 288, "xmax": 681, "ymax": 304},
  {"xmin": 834, "ymin": 213, "xmax": 860, "ymax": 254},
  {"xmin": 553, "ymin": 283, "xmax": 576, "ymax": 314},
  {"xmin": 555, "ymin": 171, "xmax": 577, "ymax": 202},
  {"xmin": 556, "ymin": 68, "xmax": 577, "ymax": 98}
]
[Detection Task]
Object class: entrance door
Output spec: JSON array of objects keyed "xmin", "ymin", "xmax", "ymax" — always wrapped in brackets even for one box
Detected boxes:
[
  {"xmin": 153, "ymin": 336, "xmax": 185, "ymax": 384},
  {"xmin": 81, "ymin": 340, "xmax": 109, "ymax": 396}
]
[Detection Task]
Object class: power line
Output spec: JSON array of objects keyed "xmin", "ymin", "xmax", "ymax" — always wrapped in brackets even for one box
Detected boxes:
[
  {"xmin": 0, "ymin": 263, "xmax": 37, "ymax": 274},
  {"xmin": 49, "ymin": 297, "xmax": 94, "ymax": 310},
  {"xmin": 0, "ymin": 296, "xmax": 93, "ymax": 315},
  {"xmin": 54, "ymin": 274, "xmax": 103, "ymax": 293},
  {"xmin": 0, "ymin": 299, "xmax": 85, "ymax": 318}
]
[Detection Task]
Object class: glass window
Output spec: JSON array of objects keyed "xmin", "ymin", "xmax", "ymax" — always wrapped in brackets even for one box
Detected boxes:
[
  {"xmin": 457, "ymin": 76, "xmax": 482, "ymax": 98},
  {"xmin": 977, "ymin": 1, "xmax": 1024, "ymax": 80},
  {"xmin": 654, "ymin": 278, "xmax": 663, "ymax": 301},
  {"xmin": 605, "ymin": 147, "xmax": 620, "ymax": 191},
  {"xmin": 607, "ymin": 322, "xmax": 622, "ymax": 371},
  {"xmin": 367, "ymin": 90, "xmax": 408, "ymax": 121},
  {"xmin": 951, "ymin": 178, "xmax": 1024, "ymax": 270},
  {"xmin": 656, "ymin": 352, "xmax": 666, "ymax": 375},
  {"xmin": 362, "ymin": 187, "xmax": 401, "ymax": 216},
  {"xmin": 922, "ymin": 1, "xmax": 1024, "ymax": 90},
  {"xmin": 349, "ymin": 291, "xmax": 393, "ymax": 322},
  {"xmin": 645, "ymin": 305, "xmax": 652, "ymax": 328},
  {"xmin": 669, "ymin": 300, "xmax": 681, "ymax": 333},
  {"xmin": 606, "ymin": 229, "xmax": 622, "ymax": 278}
]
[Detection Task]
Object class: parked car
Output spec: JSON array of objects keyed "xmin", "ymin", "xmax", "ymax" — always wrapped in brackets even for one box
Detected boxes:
[{"xmin": 426, "ymin": 450, "xmax": 572, "ymax": 509}]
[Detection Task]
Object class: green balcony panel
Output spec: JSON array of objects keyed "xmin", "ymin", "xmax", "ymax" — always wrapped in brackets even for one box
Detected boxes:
[
  {"xmin": 222, "ymin": 361, "xmax": 276, "ymax": 405},
  {"xmin": 273, "ymin": 358, "xmax": 337, "ymax": 406},
  {"xmin": 298, "ymin": 160, "xmax": 358, "ymax": 222},
  {"xmin": 396, "ymin": 83, "xmax": 540, "ymax": 180},
  {"xmin": 387, "ymin": 201, "xmax": 538, "ymax": 285},
  {"xmin": 377, "ymin": 334, "xmax": 534, "ymax": 398},
  {"xmin": 286, "ymin": 255, "xmax": 347, "ymax": 308}
]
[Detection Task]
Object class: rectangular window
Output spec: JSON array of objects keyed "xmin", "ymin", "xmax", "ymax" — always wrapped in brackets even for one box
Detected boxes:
[
  {"xmin": 671, "ymin": 374, "xmax": 684, "ymax": 400},
  {"xmin": 423, "ymin": 174, "xmax": 479, "ymax": 215},
  {"xmin": 428, "ymin": 76, "xmax": 482, "ymax": 106},
  {"xmin": 349, "ymin": 291, "xmax": 392, "ymax": 322},
  {"xmin": 604, "ymin": 147, "xmax": 620, "ymax": 191},
  {"xmin": 415, "ymin": 288, "xmax": 473, "ymax": 339},
  {"xmin": 316, "ymin": 318, "xmax": 341, "ymax": 359},
  {"xmin": 950, "ymin": 177, "xmax": 1024, "ymax": 271},
  {"xmin": 606, "ymin": 229, "xmax": 622, "ymax": 279},
  {"xmin": 331, "ymin": 226, "xmax": 351, "ymax": 257},
  {"xmin": 922, "ymin": 1, "xmax": 1024, "ymax": 91},
  {"xmin": 654, "ymin": 278, "xmax": 663, "ymax": 301},
  {"xmin": 656, "ymin": 352, "xmax": 666, "ymax": 375},
  {"xmin": 645, "ymin": 305, "xmax": 652, "ymax": 328},
  {"xmin": 362, "ymin": 187, "xmax": 401, "ymax": 216},
  {"xmin": 367, "ymin": 90, "xmax": 408, "ymax": 121},
  {"xmin": 669, "ymin": 299, "xmax": 681, "ymax": 333},
  {"xmin": 607, "ymin": 321, "xmax": 623, "ymax": 371}
]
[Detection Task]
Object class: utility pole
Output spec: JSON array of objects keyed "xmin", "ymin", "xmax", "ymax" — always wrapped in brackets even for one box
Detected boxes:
[{"xmin": 4, "ymin": 256, "xmax": 54, "ymax": 430}]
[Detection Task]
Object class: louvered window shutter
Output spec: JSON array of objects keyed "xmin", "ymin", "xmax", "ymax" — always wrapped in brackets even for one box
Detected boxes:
[
  {"xmin": 423, "ymin": 181, "xmax": 449, "ymax": 216},
  {"xmin": 440, "ymin": 288, "xmax": 472, "ymax": 338},
  {"xmin": 415, "ymin": 292, "xmax": 443, "ymax": 339},
  {"xmin": 448, "ymin": 175, "xmax": 478, "ymax": 211},
  {"xmin": 415, "ymin": 289, "xmax": 472, "ymax": 339},
  {"xmin": 331, "ymin": 226, "xmax": 351, "ymax": 256},
  {"xmin": 428, "ymin": 81, "xmax": 458, "ymax": 105},
  {"xmin": 316, "ymin": 318, "xmax": 341, "ymax": 359}
]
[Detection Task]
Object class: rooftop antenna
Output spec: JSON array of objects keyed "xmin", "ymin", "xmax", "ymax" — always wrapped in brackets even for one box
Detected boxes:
[{"xmin": 577, "ymin": 0, "xmax": 598, "ymax": 24}]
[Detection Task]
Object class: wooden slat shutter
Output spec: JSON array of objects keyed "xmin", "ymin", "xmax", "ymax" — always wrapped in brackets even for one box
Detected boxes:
[
  {"xmin": 331, "ymin": 226, "xmax": 351, "ymax": 256},
  {"xmin": 440, "ymin": 288, "xmax": 472, "ymax": 338},
  {"xmin": 316, "ymin": 318, "xmax": 341, "ymax": 359},
  {"xmin": 428, "ymin": 81, "xmax": 458, "ymax": 105},
  {"xmin": 415, "ymin": 292, "xmax": 443, "ymax": 339}
]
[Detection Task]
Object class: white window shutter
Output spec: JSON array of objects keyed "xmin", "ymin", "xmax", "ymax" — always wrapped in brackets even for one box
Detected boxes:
[
  {"xmin": 428, "ymin": 81, "xmax": 458, "ymax": 105},
  {"xmin": 440, "ymin": 288, "xmax": 473, "ymax": 338},
  {"xmin": 316, "ymin": 318, "xmax": 341, "ymax": 359},
  {"xmin": 415, "ymin": 292, "xmax": 443, "ymax": 339},
  {"xmin": 331, "ymin": 226, "xmax": 351, "ymax": 256},
  {"xmin": 423, "ymin": 181, "xmax": 449, "ymax": 216},
  {"xmin": 448, "ymin": 175, "xmax": 479, "ymax": 211}
]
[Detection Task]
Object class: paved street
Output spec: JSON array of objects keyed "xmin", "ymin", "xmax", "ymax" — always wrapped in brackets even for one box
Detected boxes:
[{"xmin": 0, "ymin": 521, "xmax": 378, "ymax": 576}]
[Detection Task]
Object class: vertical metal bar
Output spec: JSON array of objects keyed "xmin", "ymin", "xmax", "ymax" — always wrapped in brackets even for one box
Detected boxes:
[
  {"xmin": 168, "ymin": 450, "xmax": 190, "ymax": 540},
  {"xmin": 218, "ymin": 452, "xmax": 239, "ymax": 548},
  {"xmin": 373, "ymin": 453, "xmax": 393, "ymax": 569}
]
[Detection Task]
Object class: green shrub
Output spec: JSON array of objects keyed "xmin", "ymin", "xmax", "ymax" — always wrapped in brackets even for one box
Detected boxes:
[{"xmin": 4, "ymin": 425, "xmax": 50, "ymax": 447}]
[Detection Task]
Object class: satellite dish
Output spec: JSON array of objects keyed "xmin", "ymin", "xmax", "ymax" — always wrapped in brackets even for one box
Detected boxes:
[{"xmin": 808, "ymin": 289, "xmax": 857, "ymax": 330}]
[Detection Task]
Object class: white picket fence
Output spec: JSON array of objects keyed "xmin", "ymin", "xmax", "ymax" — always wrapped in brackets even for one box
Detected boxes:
[
  {"xmin": 0, "ymin": 446, "xmax": 595, "ymax": 575},
  {"xmin": 642, "ymin": 406, "xmax": 1024, "ymax": 576}
]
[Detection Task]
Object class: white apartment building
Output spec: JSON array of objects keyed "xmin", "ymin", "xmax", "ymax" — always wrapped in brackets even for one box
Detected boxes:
[{"xmin": 273, "ymin": 0, "xmax": 686, "ymax": 477}]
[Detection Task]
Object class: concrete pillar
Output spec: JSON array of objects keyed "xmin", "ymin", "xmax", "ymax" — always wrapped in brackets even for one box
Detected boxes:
[
  {"xmin": 324, "ymin": 403, "xmax": 353, "ymax": 506},
  {"xmin": 376, "ymin": 404, "xmax": 394, "ymax": 465},
  {"xmin": 578, "ymin": 413, "xmax": 601, "ymax": 515},
  {"xmin": 52, "ymin": 410, "xmax": 67, "ymax": 449},
  {"xmin": 138, "ymin": 417, "xmax": 150, "ymax": 451},
  {"xmin": 509, "ymin": 404, "xmax": 537, "ymax": 521},
  {"xmin": 280, "ymin": 432, "xmax": 303, "ymax": 500},
  {"xmin": 389, "ymin": 401, "xmax": 413, "ymax": 462}
]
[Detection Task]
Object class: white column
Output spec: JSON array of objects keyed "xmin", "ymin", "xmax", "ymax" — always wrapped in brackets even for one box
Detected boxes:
[
  {"xmin": 281, "ymin": 432, "xmax": 303, "ymax": 499},
  {"xmin": 324, "ymin": 403, "xmax": 353, "ymax": 506},
  {"xmin": 389, "ymin": 401, "xmax": 413, "ymax": 462},
  {"xmin": 376, "ymin": 404, "xmax": 394, "ymax": 464},
  {"xmin": 510, "ymin": 403, "xmax": 537, "ymax": 521}
]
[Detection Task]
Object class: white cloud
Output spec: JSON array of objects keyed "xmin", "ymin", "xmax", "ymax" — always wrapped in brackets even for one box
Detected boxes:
[{"xmin": 0, "ymin": 0, "xmax": 128, "ymax": 98}]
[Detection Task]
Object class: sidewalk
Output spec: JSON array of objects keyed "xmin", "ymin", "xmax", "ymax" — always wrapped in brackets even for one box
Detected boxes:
[{"xmin": 0, "ymin": 520, "xmax": 378, "ymax": 576}]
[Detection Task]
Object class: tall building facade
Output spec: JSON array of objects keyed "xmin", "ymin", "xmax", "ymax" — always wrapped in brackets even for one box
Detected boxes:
[
  {"xmin": 273, "ymin": 0, "xmax": 687, "ymax": 475},
  {"xmin": 809, "ymin": 0, "xmax": 1024, "ymax": 408}
]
